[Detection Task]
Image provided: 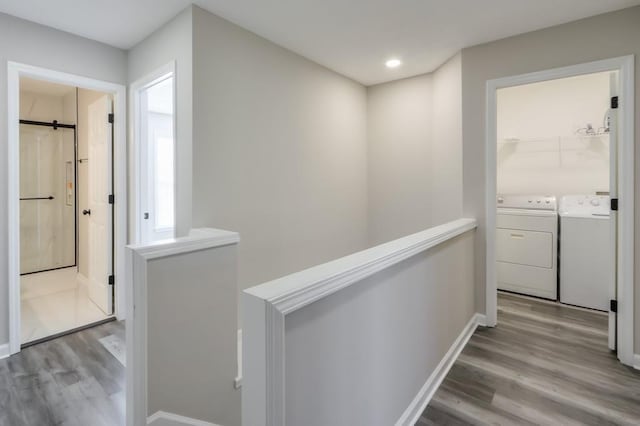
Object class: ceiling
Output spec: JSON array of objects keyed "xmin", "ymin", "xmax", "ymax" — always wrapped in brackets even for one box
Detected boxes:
[
  {"xmin": 20, "ymin": 77, "xmax": 76, "ymax": 97},
  {"xmin": 1, "ymin": 0, "xmax": 639, "ymax": 85}
]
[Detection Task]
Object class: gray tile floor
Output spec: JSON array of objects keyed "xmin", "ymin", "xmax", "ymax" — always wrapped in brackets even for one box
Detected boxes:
[
  {"xmin": 420, "ymin": 293, "xmax": 640, "ymax": 425},
  {"xmin": 0, "ymin": 320, "xmax": 125, "ymax": 426}
]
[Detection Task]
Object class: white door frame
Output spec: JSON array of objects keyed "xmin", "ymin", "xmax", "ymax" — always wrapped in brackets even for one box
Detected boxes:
[
  {"xmin": 129, "ymin": 61, "xmax": 177, "ymax": 244},
  {"xmin": 484, "ymin": 55, "xmax": 635, "ymax": 366},
  {"xmin": 7, "ymin": 62, "xmax": 128, "ymax": 355}
]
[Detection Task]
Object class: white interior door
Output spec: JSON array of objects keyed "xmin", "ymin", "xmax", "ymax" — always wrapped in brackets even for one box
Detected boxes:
[
  {"xmin": 608, "ymin": 71, "xmax": 619, "ymax": 351},
  {"xmin": 88, "ymin": 95, "xmax": 113, "ymax": 315}
]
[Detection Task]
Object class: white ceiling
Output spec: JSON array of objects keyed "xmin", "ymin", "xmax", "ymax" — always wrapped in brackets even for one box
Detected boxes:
[
  {"xmin": 20, "ymin": 77, "xmax": 76, "ymax": 97},
  {"xmin": 1, "ymin": 0, "xmax": 639, "ymax": 85}
]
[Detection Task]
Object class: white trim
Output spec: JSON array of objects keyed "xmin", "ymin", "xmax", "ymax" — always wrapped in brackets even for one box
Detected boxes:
[
  {"xmin": 129, "ymin": 61, "xmax": 178, "ymax": 244},
  {"xmin": 127, "ymin": 246, "xmax": 148, "ymax": 426},
  {"xmin": 235, "ymin": 329, "xmax": 243, "ymax": 389},
  {"xmin": 475, "ymin": 313, "xmax": 488, "ymax": 327},
  {"xmin": 396, "ymin": 313, "xmax": 484, "ymax": 426},
  {"xmin": 7, "ymin": 62, "xmax": 128, "ymax": 356},
  {"xmin": 127, "ymin": 228, "xmax": 239, "ymax": 260},
  {"xmin": 147, "ymin": 411, "xmax": 221, "ymax": 426},
  {"xmin": 0, "ymin": 343, "xmax": 9, "ymax": 360},
  {"xmin": 243, "ymin": 218, "xmax": 477, "ymax": 426},
  {"xmin": 7, "ymin": 63, "xmax": 20, "ymax": 355},
  {"xmin": 633, "ymin": 354, "xmax": 640, "ymax": 371},
  {"xmin": 127, "ymin": 228, "xmax": 240, "ymax": 426},
  {"xmin": 246, "ymin": 218, "xmax": 477, "ymax": 313},
  {"xmin": 484, "ymin": 55, "xmax": 635, "ymax": 365}
]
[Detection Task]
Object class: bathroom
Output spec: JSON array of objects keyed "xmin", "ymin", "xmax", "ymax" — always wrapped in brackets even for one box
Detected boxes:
[{"xmin": 19, "ymin": 76, "xmax": 115, "ymax": 345}]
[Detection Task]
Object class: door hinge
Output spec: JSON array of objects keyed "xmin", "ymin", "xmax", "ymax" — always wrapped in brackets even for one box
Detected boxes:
[
  {"xmin": 108, "ymin": 275, "xmax": 115, "ymax": 285},
  {"xmin": 108, "ymin": 194, "xmax": 114, "ymax": 204},
  {"xmin": 611, "ymin": 96, "xmax": 619, "ymax": 109},
  {"xmin": 610, "ymin": 299, "xmax": 618, "ymax": 313},
  {"xmin": 108, "ymin": 113, "xmax": 114, "ymax": 124},
  {"xmin": 611, "ymin": 198, "xmax": 618, "ymax": 211}
]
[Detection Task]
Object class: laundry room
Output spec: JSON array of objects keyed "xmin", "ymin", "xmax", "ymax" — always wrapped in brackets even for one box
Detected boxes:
[{"xmin": 495, "ymin": 71, "xmax": 615, "ymax": 316}]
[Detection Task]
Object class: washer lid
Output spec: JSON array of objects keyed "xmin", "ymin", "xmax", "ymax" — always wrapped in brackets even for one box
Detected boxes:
[
  {"xmin": 497, "ymin": 194, "xmax": 557, "ymax": 211},
  {"xmin": 559, "ymin": 195, "xmax": 610, "ymax": 217}
]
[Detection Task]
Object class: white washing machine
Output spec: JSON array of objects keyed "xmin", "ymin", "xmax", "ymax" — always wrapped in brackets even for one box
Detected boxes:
[
  {"xmin": 559, "ymin": 195, "xmax": 612, "ymax": 311},
  {"xmin": 496, "ymin": 195, "xmax": 558, "ymax": 300}
]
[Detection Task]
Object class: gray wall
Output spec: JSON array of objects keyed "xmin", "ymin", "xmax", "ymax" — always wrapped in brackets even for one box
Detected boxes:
[
  {"xmin": 127, "ymin": 6, "xmax": 193, "ymax": 238},
  {"xmin": 191, "ymin": 7, "xmax": 369, "ymax": 296},
  {"xmin": 460, "ymin": 6, "xmax": 640, "ymax": 351},
  {"xmin": 367, "ymin": 73, "xmax": 433, "ymax": 244},
  {"xmin": 147, "ymin": 244, "xmax": 240, "ymax": 426},
  {"xmin": 285, "ymin": 231, "xmax": 476, "ymax": 425},
  {"xmin": 367, "ymin": 53, "xmax": 463, "ymax": 245},
  {"xmin": 0, "ymin": 12, "xmax": 126, "ymax": 345},
  {"xmin": 432, "ymin": 54, "xmax": 463, "ymax": 224}
]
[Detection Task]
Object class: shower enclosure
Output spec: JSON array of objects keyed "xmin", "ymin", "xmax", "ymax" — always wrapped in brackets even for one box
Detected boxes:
[{"xmin": 19, "ymin": 120, "xmax": 77, "ymax": 275}]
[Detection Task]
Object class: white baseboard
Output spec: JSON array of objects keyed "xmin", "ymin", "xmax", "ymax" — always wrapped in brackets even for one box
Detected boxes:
[
  {"xmin": 147, "ymin": 411, "xmax": 221, "ymax": 426},
  {"xmin": 633, "ymin": 354, "xmax": 640, "ymax": 370},
  {"xmin": 395, "ymin": 313, "xmax": 483, "ymax": 426},
  {"xmin": 0, "ymin": 343, "xmax": 10, "ymax": 360},
  {"xmin": 77, "ymin": 273, "xmax": 89, "ymax": 287},
  {"xmin": 475, "ymin": 313, "xmax": 488, "ymax": 327}
]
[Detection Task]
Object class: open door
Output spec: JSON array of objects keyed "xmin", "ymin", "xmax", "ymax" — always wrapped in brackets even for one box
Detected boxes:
[
  {"xmin": 608, "ymin": 71, "xmax": 619, "ymax": 351},
  {"xmin": 137, "ymin": 73, "xmax": 175, "ymax": 243},
  {"xmin": 87, "ymin": 95, "xmax": 114, "ymax": 315}
]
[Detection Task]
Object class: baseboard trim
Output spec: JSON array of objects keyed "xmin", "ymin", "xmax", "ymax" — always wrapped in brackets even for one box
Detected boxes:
[
  {"xmin": 475, "ymin": 313, "xmax": 488, "ymax": 327},
  {"xmin": 77, "ymin": 273, "xmax": 89, "ymax": 287},
  {"xmin": 633, "ymin": 354, "xmax": 640, "ymax": 370},
  {"xmin": 395, "ymin": 313, "xmax": 483, "ymax": 426},
  {"xmin": 0, "ymin": 343, "xmax": 9, "ymax": 360},
  {"xmin": 147, "ymin": 411, "xmax": 221, "ymax": 426}
]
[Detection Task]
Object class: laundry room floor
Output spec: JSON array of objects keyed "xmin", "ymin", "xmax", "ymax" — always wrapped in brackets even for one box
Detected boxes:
[{"xmin": 420, "ymin": 292, "xmax": 640, "ymax": 425}]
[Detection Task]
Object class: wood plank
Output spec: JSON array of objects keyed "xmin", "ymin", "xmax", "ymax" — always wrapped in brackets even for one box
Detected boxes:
[
  {"xmin": 0, "ymin": 320, "xmax": 125, "ymax": 426},
  {"xmin": 421, "ymin": 293, "xmax": 640, "ymax": 425}
]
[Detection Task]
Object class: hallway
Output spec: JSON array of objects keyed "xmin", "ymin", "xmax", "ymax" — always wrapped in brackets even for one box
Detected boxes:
[
  {"xmin": 0, "ymin": 320, "xmax": 125, "ymax": 426},
  {"xmin": 420, "ymin": 293, "xmax": 640, "ymax": 425}
]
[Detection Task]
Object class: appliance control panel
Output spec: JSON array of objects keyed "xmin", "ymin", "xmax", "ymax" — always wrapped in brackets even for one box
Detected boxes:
[
  {"xmin": 497, "ymin": 194, "xmax": 557, "ymax": 211},
  {"xmin": 559, "ymin": 195, "xmax": 610, "ymax": 217}
]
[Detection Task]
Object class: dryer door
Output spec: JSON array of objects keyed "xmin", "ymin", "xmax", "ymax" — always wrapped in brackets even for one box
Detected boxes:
[{"xmin": 496, "ymin": 228, "xmax": 553, "ymax": 268}]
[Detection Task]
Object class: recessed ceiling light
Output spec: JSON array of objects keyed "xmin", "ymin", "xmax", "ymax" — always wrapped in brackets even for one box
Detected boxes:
[{"xmin": 385, "ymin": 58, "xmax": 402, "ymax": 68}]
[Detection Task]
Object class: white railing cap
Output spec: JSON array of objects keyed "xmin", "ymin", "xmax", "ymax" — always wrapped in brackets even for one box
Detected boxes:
[
  {"xmin": 127, "ymin": 227, "xmax": 240, "ymax": 260},
  {"xmin": 245, "ymin": 218, "xmax": 476, "ymax": 315}
]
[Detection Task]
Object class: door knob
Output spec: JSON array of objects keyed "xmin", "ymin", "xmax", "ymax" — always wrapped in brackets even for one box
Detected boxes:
[
  {"xmin": 144, "ymin": 212, "xmax": 149, "ymax": 220},
  {"xmin": 83, "ymin": 209, "xmax": 91, "ymax": 215}
]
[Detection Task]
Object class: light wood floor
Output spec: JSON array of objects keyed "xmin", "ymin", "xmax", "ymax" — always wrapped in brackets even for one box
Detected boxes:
[
  {"xmin": 420, "ymin": 292, "xmax": 640, "ymax": 425},
  {"xmin": 0, "ymin": 320, "xmax": 125, "ymax": 426}
]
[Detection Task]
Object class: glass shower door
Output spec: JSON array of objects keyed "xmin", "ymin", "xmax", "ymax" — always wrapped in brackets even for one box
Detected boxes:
[{"xmin": 20, "ymin": 123, "xmax": 76, "ymax": 274}]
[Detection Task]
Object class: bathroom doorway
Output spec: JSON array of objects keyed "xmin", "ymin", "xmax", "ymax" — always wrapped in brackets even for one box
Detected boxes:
[{"xmin": 18, "ymin": 77, "xmax": 115, "ymax": 346}]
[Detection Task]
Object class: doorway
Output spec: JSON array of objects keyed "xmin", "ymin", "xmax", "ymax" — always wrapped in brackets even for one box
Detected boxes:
[
  {"xmin": 485, "ymin": 56, "xmax": 635, "ymax": 366},
  {"xmin": 7, "ymin": 62, "xmax": 127, "ymax": 355},
  {"xmin": 18, "ymin": 78, "xmax": 115, "ymax": 346},
  {"xmin": 131, "ymin": 62, "xmax": 176, "ymax": 244}
]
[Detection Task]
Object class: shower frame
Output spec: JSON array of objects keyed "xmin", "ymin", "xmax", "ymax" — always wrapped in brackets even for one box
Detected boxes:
[{"xmin": 18, "ymin": 119, "xmax": 79, "ymax": 276}]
